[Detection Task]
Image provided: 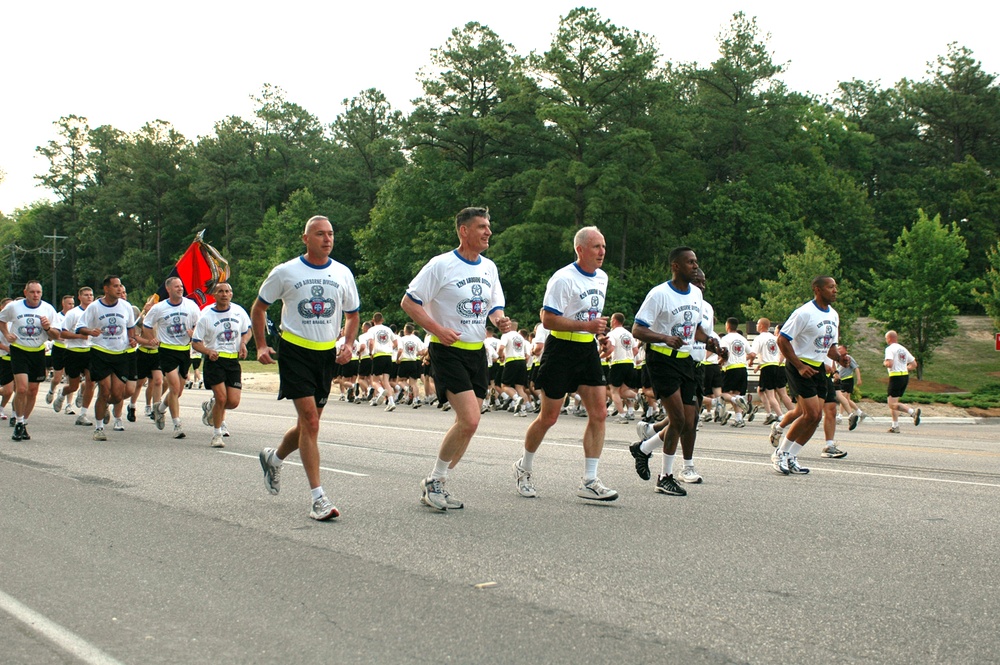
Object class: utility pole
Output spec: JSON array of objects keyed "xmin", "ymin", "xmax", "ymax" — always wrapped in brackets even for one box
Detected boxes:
[{"xmin": 41, "ymin": 232, "xmax": 68, "ymax": 303}]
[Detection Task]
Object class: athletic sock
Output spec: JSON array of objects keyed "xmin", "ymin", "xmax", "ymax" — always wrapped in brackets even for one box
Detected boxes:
[
  {"xmin": 661, "ymin": 454, "xmax": 675, "ymax": 477},
  {"xmin": 431, "ymin": 457, "xmax": 450, "ymax": 480},
  {"xmin": 584, "ymin": 458, "xmax": 599, "ymax": 481},
  {"xmin": 521, "ymin": 451, "xmax": 535, "ymax": 472},
  {"xmin": 779, "ymin": 438, "xmax": 794, "ymax": 454},
  {"xmin": 310, "ymin": 486, "xmax": 324, "ymax": 501},
  {"xmin": 789, "ymin": 442, "xmax": 804, "ymax": 457},
  {"xmin": 639, "ymin": 434, "xmax": 661, "ymax": 455}
]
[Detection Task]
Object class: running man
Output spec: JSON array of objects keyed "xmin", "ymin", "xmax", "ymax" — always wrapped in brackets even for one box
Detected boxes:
[
  {"xmin": 193, "ymin": 283, "xmax": 251, "ymax": 448},
  {"xmin": 401, "ymin": 206, "xmax": 511, "ymax": 511},
  {"xmin": 252, "ymin": 215, "xmax": 360, "ymax": 521},
  {"xmin": 0, "ymin": 281, "xmax": 58, "ymax": 441},
  {"xmin": 77, "ymin": 276, "xmax": 137, "ymax": 441},
  {"xmin": 628, "ymin": 248, "xmax": 727, "ymax": 496},
  {"xmin": 44, "ymin": 294, "xmax": 75, "ymax": 406},
  {"xmin": 884, "ymin": 330, "xmax": 920, "ymax": 433},
  {"xmin": 771, "ymin": 276, "xmax": 843, "ymax": 475},
  {"xmin": 512, "ymin": 226, "xmax": 619, "ymax": 502},
  {"xmin": 142, "ymin": 276, "xmax": 202, "ymax": 439}
]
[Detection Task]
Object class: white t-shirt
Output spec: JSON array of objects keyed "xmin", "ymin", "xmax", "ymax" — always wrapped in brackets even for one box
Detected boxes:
[
  {"xmin": 484, "ymin": 335, "xmax": 500, "ymax": 366},
  {"xmin": 719, "ymin": 332, "xmax": 749, "ymax": 369},
  {"xmin": 779, "ymin": 300, "xmax": 840, "ymax": 366},
  {"xmin": 79, "ymin": 298, "xmax": 136, "ymax": 353},
  {"xmin": 397, "ymin": 334, "xmax": 424, "ymax": 361},
  {"xmin": 885, "ymin": 342, "xmax": 915, "ymax": 375},
  {"xmin": 500, "ymin": 330, "xmax": 526, "ymax": 360},
  {"xmin": 0, "ymin": 299, "xmax": 57, "ymax": 351},
  {"xmin": 405, "ymin": 249, "xmax": 504, "ymax": 345},
  {"xmin": 144, "ymin": 298, "xmax": 202, "ymax": 349},
  {"xmin": 258, "ymin": 255, "xmax": 360, "ymax": 351},
  {"xmin": 369, "ymin": 324, "xmax": 396, "ymax": 357},
  {"xmin": 634, "ymin": 281, "xmax": 707, "ymax": 356},
  {"xmin": 357, "ymin": 330, "xmax": 372, "ymax": 358},
  {"xmin": 52, "ymin": 311, "xmax": 69, "ymax": 348},
  {"xmin": 541, "ymin": 262, "xmax": 608, "ymax": 338},
  {"xmin": 607, "ymin": 325, "xmax": 635, "ymax": 364},
  {"xmin": 59, "ymin": 306, "xmax": 91, "ymax": 350},
  {"xmin": 750, "ymin": 331, "xmax": 781, "ymax": 367},
  {"xmin": 193, "ymin": 304, "xmax": 251, "ymax": 356}
]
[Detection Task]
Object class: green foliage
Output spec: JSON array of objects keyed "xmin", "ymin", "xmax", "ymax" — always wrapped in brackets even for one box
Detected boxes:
[
  {"xmin": 868, "ymin": 210, "xmax": 971, "ymax": 377},
  {"xmin": 974, "ymin": 240, "xmax": 1000, "ymax": 328}
]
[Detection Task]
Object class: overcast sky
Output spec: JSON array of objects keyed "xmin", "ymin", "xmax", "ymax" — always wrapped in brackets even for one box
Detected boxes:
[{"xmin": 2, "ymin": 0, "xmax": 998, "ymax": 215}]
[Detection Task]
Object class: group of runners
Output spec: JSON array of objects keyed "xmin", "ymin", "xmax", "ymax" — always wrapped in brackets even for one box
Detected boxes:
[{"xmin": 1, "ymin": 207, "xmax": 924, "ymax": 521}]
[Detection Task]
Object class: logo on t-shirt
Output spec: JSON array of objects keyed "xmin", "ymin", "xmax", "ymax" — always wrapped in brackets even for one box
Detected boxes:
[
  {"xmin": 814, "ymin": 325, "xmax": 836, "ymax": 351},
  {"xmin": 457, "ymin": 284, "xmax": 488, "ymax": 319},
  {"xmin": 298, "ymin": 285, "xmax": 335, "ymax": 319},
  {"xmin": 220, "ymin": 321, "xmax": 238, "ymax": 343},
  {"xmin": 670, "ymin": 310, "xmax": 697, "ymax": 341}
]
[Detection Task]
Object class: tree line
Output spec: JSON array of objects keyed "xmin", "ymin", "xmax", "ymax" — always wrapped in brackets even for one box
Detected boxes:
[{"xmin": 2, "ymin": 9, "xmax": 999, "ymax": 376}]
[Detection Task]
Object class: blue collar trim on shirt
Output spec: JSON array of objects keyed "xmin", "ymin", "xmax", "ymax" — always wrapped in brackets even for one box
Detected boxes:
[
  {"xmin": 299, "ymin": 255, "xmax": 332, "ymax": 270},
  {"xmin": 667, "ymin": 281, "xmax": 690, "ymax": 295},
  {"xmin": 811, "ymin": 299, "xmax": 830, "ymax": 313},
  {"xmin": 572, "ymin": 262, "xmax": 596, "ymax": 277},
  {"xmin": 452, "ymin": 249, "xmax": 482, "ymax": 266}
]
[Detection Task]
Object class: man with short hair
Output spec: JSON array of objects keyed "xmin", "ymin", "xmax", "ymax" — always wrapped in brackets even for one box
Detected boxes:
[
  {"xmin": 367, "ymin": 312, "xmax": 398, "ymax": 410},
  {"xmin": 54, "ymin": 287, "xmax": 96, "ymax": 422},
  {"xmin": 45, "ymin": 294, "xmax": 75, "ymax": 406},
  {"xmin": 606, "ymin": 312, "xmax": 638, "ymax": 424},
  {"xmin": 140, "ymin": 276, "xmax": 201, "ymax": 439},
  {"xmin": 512, "ymin": 226, "xmax": 618, "ymax": 502},
  {"xmin": 718, "ymin": 317, "xmax": 753, "ymax": 427},
  {"xmin": 748, "ymin": 317, "xmax": 783, "ymax": 425},
  {"xmin": 76, "ymin": 276, "xmax": 137, "ymax": 441},
  {"xmin": 253, "ymin": 215, "xmax": 360, "ymax": 521},
  {"xmin": 0, "ymin": 281, "xmax": 58, "ymax": 441},
  {"xmin": 193, "ymin": 283, "xmax": 251, "ymax": 448},
  {"xmin": 401, "ymin": 206, "xmax": 511, "ymax": 511},
  {"xmin": 395, "ymin": 323, "xmax": 424, "ymax": 406},
  {"xmin": 628, "ymin": 248, "xmax": 727, "ymax": 496},
  {"xmin": 884, "ymin": 330, "xmax": 920, "ymax": 433},
  {"xmin": 771, "ymin": 276, "xmax": 843, "ymax": 475}
]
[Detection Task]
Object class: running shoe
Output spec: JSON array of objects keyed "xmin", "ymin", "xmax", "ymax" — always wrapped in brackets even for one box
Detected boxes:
[
  {"xmin": 172, "ymin": 425, "xmax": 186, "ymax": 439},
  {"xmin": 888, "ymin": 425, "xmax": 900, "ymax": 434},
  {"xmin": 848, "ymin": 412, "xmax": 859, "ymax": 431},
  {"xmin": 92, "ymin": 428, "xmax": 107, "ymax": 442},
  {"xmin": 75, "ymin": 414, "xmax": 93, "ymax": 426},
  {"xmin": 636, "ymin": 420, "xmax": 656, "ymax": 441},
  {"xmin": 211, "ymin": 433, "xmax": 225, "ymax": 448},
  {"xmin": 821, "ymin": 445, "xmax": 848, "ymax": 459},
  {"xmin": 202, "ymin": 398, "xmax": 215, "ymax": 427},
  {"xmin": 441, "ymin": 487, "xmax": 464, "ymax": 510},
  {"xmin": 53, "ymin": 390, "xmax": 65, "ymax": 413},
  {"xmin": 771, "ymin": 450, "xmax": 790, "ymax": 475},
  {"xmin": 420, "ymin": 477, "xmax": 449, "ymax": 511},
  {"xmin": 763, "ymin": 412, "xmax": 778, "ymax": 425},
  {"xmin": 577, "ymin": 477, "xmax": 618, "ymax": 501},
  {"xmin": 730, "ymin": 419, "xmax": 746, "ymax": 428},
  {"xmin": 126, "ymin": 404, "xmax": 136, "ymax": 423},
  {"xmin": 113, "ymin": 419, "xmax": 125, "ymax": 432},
  {"xmin": 787, "ymin": 456, "xmax": 810, "ymax": 474},
  {"xmin": 11, "ymin": 422, "xmax": 24, "ymax": 441},
  {"xmin": 18, "ymin": 424, "xmax": 30, "ymax": 440},
  {"xmin": 713, "ymin": 401, "xmax": 725, "ymax": 422},
  {"xmin": 385, "ymin": 401, "xmax": 396, "ymax": 412},
  {"xmin": 654, "ymin": 474, "xmax": 687, "ymax": 496},
  {"xmin": 678, "ymin": 466, "xmax": 703, "ymax": 484},
  {"xmin": 75, "ymin": 390, "xmax": 83, "ymax": 408},
  {"xmin": 512, "ymin": 459, "xmax": 537, "ymax": 497},
  {"xmin": 746, "ymin": 404, "xmax": 760, "ymax": 422},
  {"xmin": 912, "ymin": 408, "xmax": 921, "ymax": 427},
  {"xmin": 310, "ymin": 494, "xmax": 340, "ymax": 521},
  {"xmin": 629, "ymin": 441, "xmax": 652, "ymax": 481},
  {"xmin": 412, "ymin": 398, "xmax": 423, "ymax": 409},
  {"xmin": 719, "ymin": 411, "xmax": 732, "ymax": 426},
  {"xmin": 700, "ymin": 409, "xmax": 713, "ymax": 422},
  {"xmin": 769, "ymin": 422, "xmax": 782, "ymax": 448},
  {"xmin": 221, "ymin": 423, "xmax": 230, "ymax": 437},
  {"xmin": 259, "ymin": 448, "xmax": 281, "ymax": 495},
  {"xmin": 45, "ymin": 389, "xmax": 54, "ymax": 404},
  {"xmin": 154, "ymin": 404, "xmax": 165, "ymax": 430}
]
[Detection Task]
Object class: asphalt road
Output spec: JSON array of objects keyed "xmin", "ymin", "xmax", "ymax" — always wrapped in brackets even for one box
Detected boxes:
[{"xmin": 2, "ymin": 391, "xmax": 998, "ymax": 664}]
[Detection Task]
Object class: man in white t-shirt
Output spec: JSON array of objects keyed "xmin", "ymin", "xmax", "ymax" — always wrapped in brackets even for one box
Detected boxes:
[
  {"xmin": 367, "ymin": 312, "xmax": 398, "ymax": 410},
  {"xmin": 771, "ymin": 276, "xmax": 843, "ymax": 475},
  {"xmin": 884, "ymin": 330, "xmax": 920, "ymax": 433},
  {"xmin": 252, "ymin": 215, "xmax": 361, "ymax": 521},
  {"xmin": 0, "ymin": 281, "xmax": 57, "ymax": 441},
  {"xmin": 513, "ymin": 226, "xmax": 618, "ymax": 502},
  {"xmin": 747, "ymin": 317, "xmax": 783, "ymax": 425},
  {"xmin": 402, "ymin": 206, "xmax": 511, "ymax": 511}
]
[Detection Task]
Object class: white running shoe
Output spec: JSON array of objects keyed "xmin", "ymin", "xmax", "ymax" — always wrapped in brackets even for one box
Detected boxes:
[
  {"xmin": 221, "ymin": 423, "xmax": 230, "ymax": 437},
  {"xmin": 75, "ymin": 390, "xmax": 83, "ymax": 408},
  {"xmin": 310, "ymin": 494, "xmax": 340, "ymax": 521},
  {"xmin": 45, "ymin": 390, "xmax": 54, "ymax": 404},
  {"xmin": 201, "ymin": 398, "xmax": 215, "ymax": 427},
  {"xmin": 92, "ymin": 428, "xmax": 107, "ymax": 442},
  {"xmin": 513, "ymin": 459, "xmax": 537, "ymax": 498},
  {"xmin": 154, "ymin": 404, "xmax": 166, "ymax": 431},
  {"xmin": 210, "ymin": 433, "xmax": 225, "ymax": 448},
  {"xmin": 636, "ymin": 420, "xmax": 656, "ymax": 441},
  {"xmin": 113, "ymin": 419, "xmax": 125, "ymax": 432},
  {"xmin": 787, "ymin": 456, "xmax": 810, "ymax": 474},
  {"xmin": 771, "ymin": 450, "xmax": 790, "ymax": 475},
  {"xmin": 53, "ymin": 390, "xmax": 65, "ymax": 413},
  {"xmin": 259, "ymin": 448, "xmax": 281, "ymax": 494},
  {"xmin": 577, "ymin": 477, "xmax": 618, "ymax": 501},
  {"xmin": 75, "ymin": 414, "xmax": 93, "ymax": 426},
  {"xmin": 769, "ymin": 422, "xmax": 782, "ymax": 447},
  {"xmin": 172, "ymin": 425, "xmax": 186, "ymax": 439},
  {"xmin": 678, "ymin": 466, "xmax": 703, "ymax": 484},
  {"xmin": 420, "ymin": 477, "xmax": 449, "ymax": 511}
]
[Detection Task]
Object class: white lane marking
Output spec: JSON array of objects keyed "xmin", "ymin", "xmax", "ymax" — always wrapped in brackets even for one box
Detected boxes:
[
  {"xmin": 0, "ymin": 588, "xmax": 125, "ymax": 665},
  {"xmin": 218, "ymin": 451, "xmax": 368, "ymax": 477}
]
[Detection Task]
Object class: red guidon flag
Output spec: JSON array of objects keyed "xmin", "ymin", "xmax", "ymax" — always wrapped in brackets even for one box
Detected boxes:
[{"xmin": 153, "ymin": 231, "xmax": 230, "ymax": 307}]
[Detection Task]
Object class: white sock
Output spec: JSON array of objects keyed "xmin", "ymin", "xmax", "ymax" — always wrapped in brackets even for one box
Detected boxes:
[
  {"xmin": 584, "ymin": 458, "xmax": 599, "ymax": 481},
  {"xmin": 213, "ymin": 427, "xmax": 222, "ymax": 436},
  {"xmin": 779, "ymin": 438, "xmax": 794, "ymax": 454},
  {"xmin": 789, "ymin": 443, "xmax": 804, "ymax": 457},
  {"xmin": 826, "ymin": 440, "xmax": 835, "ymax": 447},
  {"xmin": 639, "ymin": 434, "xmax": 661, "ymax": 455},
  {"xmin": 521, "ymin": 451, "xmax": 535, "ymax": 473},
  {"xmin": 172, "ymin": 418, "xmax": 181, "ymax": 427},
  {"xmin": 310, "ymin": 486, "xmax": 324, "ymax": 501},
  {"xmin": 661, "ymin": 454, "xmax": 675, "ymax": 477},
  {"xmin": 431, "ymin": 457, "xmax": 450, "ymax": 480}
]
